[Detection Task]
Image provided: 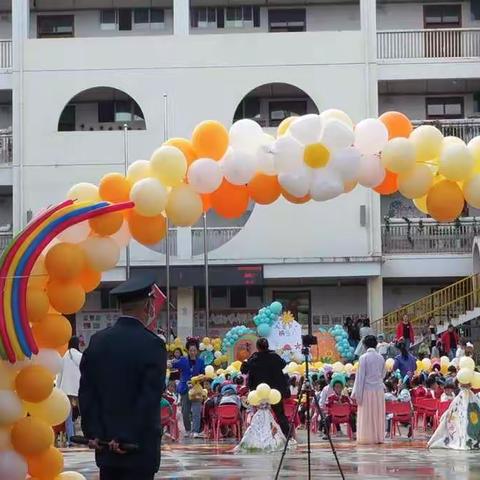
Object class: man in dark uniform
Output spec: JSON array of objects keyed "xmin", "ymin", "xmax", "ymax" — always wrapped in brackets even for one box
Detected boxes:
[
  {"xmin": 240, "ymin": 337, "xmax": 290, "ymax": 436},
  {"xmin": 79, "ymin": 273, "xmax": 167, "ymax": 480}
]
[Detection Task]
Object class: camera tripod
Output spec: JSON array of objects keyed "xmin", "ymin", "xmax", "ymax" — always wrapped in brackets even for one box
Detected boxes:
[{"xmin": 274, "ymin": 344, "xmax": 345, "ymax": 480}]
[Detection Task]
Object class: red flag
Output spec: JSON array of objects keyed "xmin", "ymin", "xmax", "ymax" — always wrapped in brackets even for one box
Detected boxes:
[{"xmin": 146, "ymin": 284, "xmax": 166, "ymax": 332}]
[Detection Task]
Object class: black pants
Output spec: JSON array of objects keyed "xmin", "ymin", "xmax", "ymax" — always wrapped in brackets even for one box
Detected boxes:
[
  {"xmin": 100, "ymin": 467, "xmax": 155, "ymax": 480},
  {"xmin": 324, "ymin": 414, "xmax": 356, "ymax": 435},
  {"xmin": 271, "ymin": 402, "xmax": 291, "ymax": 438}
]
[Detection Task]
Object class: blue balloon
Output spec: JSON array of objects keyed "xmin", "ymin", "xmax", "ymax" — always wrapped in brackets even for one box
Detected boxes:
[
  {"xmin": 270, "ymin": 301, "xmax": 283, "ymax": 315},
  {"xmin": 257, "ymin": 323, "xmax": 272, "ymax": 337}
]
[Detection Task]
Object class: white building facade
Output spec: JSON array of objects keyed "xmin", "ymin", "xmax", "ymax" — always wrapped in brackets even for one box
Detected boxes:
[{"xmin": 0, "ymin": 0, "xmax": 478, "ymax": 340}]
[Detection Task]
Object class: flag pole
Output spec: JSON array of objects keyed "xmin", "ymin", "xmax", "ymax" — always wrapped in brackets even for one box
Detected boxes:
[
  {"xmin": 163, "ymin": 93, "xmax": 171, "ymax": 344},
  {"xmin": 123, "ymin": 124, "xmax": 131, "ymax": 280},
  {"xmin": 203, "ymin": 212, "xmax": 209, "ymax": 337}
]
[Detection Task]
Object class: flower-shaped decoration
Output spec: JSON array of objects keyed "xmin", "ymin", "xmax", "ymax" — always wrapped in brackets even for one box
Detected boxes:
[
  {"xmin": 468, "ymin": 402, "xmax": 480, "ymax": 442},
  {"xmin": 281, "ymin": 311, "xmax": 295, "ymax": 325}
]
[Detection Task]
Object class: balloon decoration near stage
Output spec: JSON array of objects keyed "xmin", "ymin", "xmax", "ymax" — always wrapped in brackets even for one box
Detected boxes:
[{"xmin": 1, "ymin": 109, "xmax": 480, "ymax": 478}]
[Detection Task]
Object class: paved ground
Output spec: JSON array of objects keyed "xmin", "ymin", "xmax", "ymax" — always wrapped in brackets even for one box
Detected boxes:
[{"xmin": 63, "ymin": 433, "xmax": 480, "ymax": 480}]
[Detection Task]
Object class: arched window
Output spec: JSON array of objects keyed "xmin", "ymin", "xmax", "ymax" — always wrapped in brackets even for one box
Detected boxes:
[{"xmin": 58, "ymin": 87, "xmax": 146, "ymax": 132}]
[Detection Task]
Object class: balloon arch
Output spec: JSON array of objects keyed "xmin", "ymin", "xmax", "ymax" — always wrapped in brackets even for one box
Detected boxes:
[{"xmin": 1, "ymin": 109, "xmax": 480, "ymax": 478}]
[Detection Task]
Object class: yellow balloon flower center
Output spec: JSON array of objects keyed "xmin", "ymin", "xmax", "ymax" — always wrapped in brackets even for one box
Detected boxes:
[
  {"xmin": 470, "ymin": 411, "xmax": 479, "ymax": 425},
  {"xmin": 303, "ymin": 143, "xmax": 330, "ymax": 169}
]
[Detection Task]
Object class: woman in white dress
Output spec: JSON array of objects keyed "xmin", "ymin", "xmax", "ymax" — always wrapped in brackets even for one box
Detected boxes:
[{"xmin": 57, "ymin": 336, "xmax": 83, "ymax": 446}]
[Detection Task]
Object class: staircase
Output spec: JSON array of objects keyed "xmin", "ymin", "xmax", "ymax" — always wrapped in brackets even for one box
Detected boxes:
[{"xmin": 373, "ymin": 274, "xmax": 480, "ymax": 339}]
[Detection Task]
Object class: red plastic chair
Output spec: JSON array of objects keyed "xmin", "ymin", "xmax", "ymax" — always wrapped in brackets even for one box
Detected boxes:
[
  {"xmin": 282, "ymin": 398, "xmax": 299, "ymax": 439},
  {"xmin": 385, "ymin": 402, "xmax": 413, "ymax": 438},
  {"xmin": 437, "ymin": 400, "xmax": 452, "ymax": 422},
  {"xmin": 414, "ymin": 398, "xmax": 439, "ymax": 431},
  {"xmin": 161, "ymin": 405, "xmax": 179, "ymax": 441},
  {"xmin": 214, "ymin": 404, "xmax": 242, "ymax": 442},
  {"xmin": 329, "ymin": 404, "xmax": 353, "ymax": 440}
]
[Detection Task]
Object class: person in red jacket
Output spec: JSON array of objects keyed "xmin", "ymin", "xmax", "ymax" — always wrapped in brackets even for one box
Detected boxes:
[
  {"xmin": 395, "ymin": 314, "xmax": 415, "ymax": 350},
  {"xmin": 441, "ymin": 324, "xmax": 460, "ymax": 360}
]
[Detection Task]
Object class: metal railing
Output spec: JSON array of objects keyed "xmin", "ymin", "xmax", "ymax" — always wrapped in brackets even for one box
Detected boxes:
[
  {"xmin": 373, "ymin": 274, "xmax": 480, "ymax": 336},
  {"xmin": 377, "ymin": 28, "xmax": 480, "ymax": 60},
  {"xmin": 382, "ymin": 218, "xmax": 478, "ymax": 254},
  {"xmin": 191, "ymin": 226, "xmax": 242, "ymax": 256},
  {"xmin": 154, "ymin": 229, "xmax": 178, "ymax": 256},
  {"xmin": 0, "ymin": 133, "xmax": 12, "ymax": 164},
  {"xmin": 0, "ymin": 233, "xmax": 11, "ymax": 254},
  {"xmin": 412, "ymin": 119, "xmax": 480, "ymax": 144},
  {"xmin": 0, "ymin": 40, "xmax": 11, "ymax": 69}
]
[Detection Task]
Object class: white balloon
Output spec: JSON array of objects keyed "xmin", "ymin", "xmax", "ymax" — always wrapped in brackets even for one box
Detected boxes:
[
  {"xmin": 310, "ymin": 169, "xmax": 344, "ymax": 201},
  {"xmin": 81, "ymin": 236, "xmax": 120, "ymax": 272},
  {"xmin": 0, "ymin": 391, "xmax": 24, "ymax": 426},
  {"xmin": 329, "ymin": 146, "xmax": 361, "ymax": 182},
  {"xmin": 229, "ymin": 119, "xmax": 264, "ymax": 153},
  {"xmin": 256, "ymin": 134, "xmax": 276, "ymax": 175},
  {"xmin": 320, "ymin": 109, "xmax": 354, "ymax": 129},
  {"xmin": 32, "ymin": 349, "xmax": 63, "ymax": 375},
  {"xmin": 278, "ymin": 166, "xmax": 312, "ymax": 198},
  {"xmin": 127, "ymin": 160, "xmax": 151, "ymax": 184},
  {"xmin": 357, "ymin": 154, "xmax": 386, "ymax": 188},
  {"xmin": 289, "ymin": 114, "xmax": 323, "ymax": 145},
  {"xmin": 110, "ymin": 220, "xmax": 131, "ymax": 249},
  {"xmin": 222, "ymin": 148, "xmax": 256, "ymax": 185},
  {"xmin": 130, "ymin": 178, "xmax": 168, "ymax": 216},
  {"xmin": 354, "ymin": 118, "xmax": 389, "ymax": 155},
  {"xmin": 272, "ymin": 135, "xmax": 304, "ymax": 174},
  {"xmin": 320, "ymin": 119, "xmax": 354, "ymax": 150},
  {"xmin": 187, "ymin": 158, "xmax": 223, "ymax": 194},
  {"xmin": 57, "ymin": 221, "xmax": 91, "ymax": 244},
  {"xmin": 0, "ymin": 450, "xmax": 28, "ymax": 480}
]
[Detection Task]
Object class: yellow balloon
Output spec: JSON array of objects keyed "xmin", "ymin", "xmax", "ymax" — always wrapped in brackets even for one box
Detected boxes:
[
  {"xmin": 443, "ymin": 136, "xmax": 465, "ymax": 147},
  {"xmin": 457, "ymin": 368, "xmax": 474, "ymax": 385},
  {"xmin": 130, "ymin": 178, "xmax": 168, "ymax": 217},
  {"xmin": 268, "ymin": 389, "xmax": 282, "ymax": 405},
  {"xmin": 320, "ymin": 109, "xmax": 354, "ymax": 129},
  {"xmin": 256, "ymin": 383, "xmax": 272, "ymax": 401},
  {"xmin": 381, "ymin": 137, "xmax": 416, "ymax": 174},
  {"xmin": 459, "ymin": 356, "xmax": 475, "ymax": 371},
  {"xmin": 25, "ymin": 388, "xmax": 71, "ymax": 427},
  {"xmin": 0, "ymin": 361, "xmax": 17, "ymax": 390},
  {"xmin": 410, "ymin": 125, "xmax": 444, "ymax": 163},
  {"xmin": 150, "ymin": 145, "xmax": 187, "ymax": 187},
  {"xmin": 67, "ymin": 183, "xmax": 99, "ymax": 203},
  {"xmin": 165, "ymin": 184, "xmax": 203, "ymax": 227},
  {"xmin": 277, "ymin": 116, "xmax": 297, "ymax": 137},
  {"xmin": 439, "ymin": 144, "xmax": 474, "ymax": 181},
  {"xmin": 127, "ymin": 160, "xmax": 151, "ymax": 184},
  {"xmin": 398, "ymin": 164, "xmax": 434, "ymax": 199},
  {"xmin": 56, "ymin": 473, "xmax": 87, "ymax": 480},
  {"xmin": 247, "ymin": 391, "xmax": 261, "ymax": 406},
  {"xmin": 332, "ymin": 362, "xmax": 344, "ymax": 373},
  {"xmin": 440, "ymin": 356, "xmax": 450, "ymax": 366},
  {"xmin": 303, "ymin": 143, "xmax": 330, "ymax": 169},
  {"xmin": 385, "ymin": 358, "xmax": 395, "ymax": 371},
  {"xmin": 463, "ymin": 174, "xmax": 480, "ymax": 208},
  {"xmin": 413, "ymin": 195, "xmax": 428, "ymax": 214},
  {"xmin": 468, "ymin": 136, "xmax": 480, "ymax": 173},
  {"xmin": 472, "ymin": 372, "xmax": 480, "ymax": 389},
  {"xmin": 421, "ymin": 358, "xmax": 432, "ymax": 371}
]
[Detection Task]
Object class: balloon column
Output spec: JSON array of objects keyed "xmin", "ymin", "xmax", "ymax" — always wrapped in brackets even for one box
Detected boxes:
[
  {"xmin": 329, "ymin": 325, "xmax": 355, "ymax": 360},
  {"xmin": 253, "ymin": 301, "xmax": 283, "ymax": 337},
  {"xmin": 221, "ymin": 326, "xmax": 254, "ymax": 353}
]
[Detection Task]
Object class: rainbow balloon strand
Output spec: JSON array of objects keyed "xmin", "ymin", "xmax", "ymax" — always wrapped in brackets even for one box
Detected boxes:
[{"xmin": 0, "ymin": 200, "xmax": 133, "ymax": 363}]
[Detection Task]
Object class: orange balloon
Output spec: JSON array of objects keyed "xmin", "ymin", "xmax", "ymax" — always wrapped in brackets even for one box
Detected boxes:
[
  {"xmin": 11, "ymin": 417, "xmax": 54, "ymax": 456},
  {"xmin": 281, "ymin": 189, "xmax": 311, "ymax": 204},
  {"xmin": 27, "ymin": 446, "xmax": 64, "ymax": 480},
  {"xmin": 211, "ymin": 180, "xmax": 249, "ymax": 219},
  {"xmin": 379, "ymin": 111, "xmax": 413, "ymax": 139},
  {"xmin": 89, "ymin": 210, "xmax": 124, "ymax": 236},
  {"xmin": 47, "ymin": 281, "xmax": 86, "ymax": 315},
  {"xmin": 165, "ymin": 138, "xmax": 198, "ymax": 166},
  {"xmin": 26, "ymin": 289, "xmax": 50, "ymax": 323},
  {"xmin": 127, "ymin": 210, "xmax": 166, "ymax": 245},
  {"xmin": 373, "ymin": 170, "xmax": 398, "ymax": 195},
  {"xmin": 99, "ymin": 173, "xmax": 131, "ymax": 203},
  {"xmin": 45, "ymin": 243, "xmax": 85, "ymax": 281},
  {"xmin": 201, "ymin": 194, "xmax": 212, "ymax": 213},
  {"xmin": 15, "ymin": 365, "xmax": 54, "ymax": 403},
  {"xmin": 426, "ymin": 179, "xmax": 465, "ymax": 222},
  {"xmin": 32, "ymin": 314, "xmax": 73, "ymax": 349},
  {"xmin": 78, "ymin": 266, "xmax": 101, "ymax": 293},
  {"xmin": 29, "ymin": 256, "xmax": 49, "ymax": 290},
  {"xmin": 247, "ymin": 174, "xmax": 281, "ymax": 205},
  {"xmin": 191, "ymin": 120, "xmax": 229, "ymax": 161}
]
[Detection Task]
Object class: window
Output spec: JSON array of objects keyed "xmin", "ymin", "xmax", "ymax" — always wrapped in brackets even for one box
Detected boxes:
[
  {"xmin": 119, "ymin": 9, "xmax": 132, "ymax": 31},
  {"xmin": 58, "ymin": 105, "xmax": 76, "ymax": 132},
  {"xmin": 115, "ymin": 101, "xmax": 132, "ymax": 122},
  {"xmin": 98, "ymin": 100, "xmax": 144, "ymax": 124},
  {"xmin": 424, "ymin": 4, "xmax": 462, "ymax": 27},
  {"xmin": 226, "ymin": 6, "xmax": 254, "ymax": 28},
  {"xmin": 272, "ymin": 290, "xmax": 311, "ymax": 326},
  {"xmin": 269, "ymin": 100, "xmax": 307, "ymax": 127},
  {"xmin": 37, "ymin": 15, "xmax": 74, "ymax": 38},
  {"xmin": 268, "ymin": 9, "xmax": 306, "ymax": 32},
  {"xmin": 134, "ymin": 8, "xmax": 149, "ymax": 28},
  {"xmin": 230, "ymin": 287, "xmax": 247, "ymax": 308},
  {"xmin": 233, "ymin": 98, "xmax": 261, "ymax": 124},
  {"xmin": 100, "ymin": 9, "xmax": 116, "ymax": 30},
  {"xmin": 211, "ymin": 287, "xmax": 227, "ymax": 298},
  {"xmin": 426, "ymin": 97, "xmax": 464, "ymax": 119},
  {"xmin": 194, "ymin": 287, "xmax": 206, "ymax": 309},
  {"xmin": 191, "ymin": 7, "xmax": 217, "ymax": 28},
  {"xmin": 98, "ymin": 101, "xmax": 115, "ymax": 123},
  {"xmin": 192, "ymin": 6, "xmax": 259, "ymax": 29},
  {"xmin": 151, "ymin": 8, "xmax": 165, "ymax": 29}
]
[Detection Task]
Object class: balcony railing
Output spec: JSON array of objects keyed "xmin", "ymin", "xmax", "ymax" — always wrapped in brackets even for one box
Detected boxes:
[
  {"xmin": 0, "ymin": 40, "xmax": 11, "ymax": 69},
  {"xmin": 377, "ymin": 28, "xmax": 480, "ymax": 60},
  {"xmin": 0, "ymin": 233, "xmax": 12, "ymax": 255},
  {"xmin": 382, "ymin": 218, "xmax": 478, "ymax": 254},
  {"xmin": 412, "ymin": 119, "xmax": 480, "ymax": 144},
  {"xmin": 191, "ymin": 226, "xmax": 242, "ymax": 256},
  {"xmin": 153, "ymin": 229, "xmax": 178, "ymax": 256},
  {"xmin": 0, "ymin": 133, "xmax": 12, "ymax": 164}
]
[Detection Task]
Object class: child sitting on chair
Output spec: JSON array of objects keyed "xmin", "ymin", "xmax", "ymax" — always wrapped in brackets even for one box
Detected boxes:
[{"xmin": 323, "ymin": 375, "xmax": 355, "ymax": 440}]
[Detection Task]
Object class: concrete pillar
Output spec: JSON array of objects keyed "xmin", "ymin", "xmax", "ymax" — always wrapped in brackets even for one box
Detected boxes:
[
  {"xmin": 173, "ymin": 0, "xmax": 190, "ymax": 36},
  {"xmin": 360, "ymin": 0, "xmax": 378, "ymax": 117},
  {"xmin": 367, "ymin": 276, "xmax": 383, "ymax": 331},
  {"xmin": 177, "ymin": 287, "xmax": 194, "ymax": 339}
]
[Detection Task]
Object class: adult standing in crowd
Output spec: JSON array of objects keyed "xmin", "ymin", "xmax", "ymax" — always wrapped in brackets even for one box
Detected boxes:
[
  {"xmin": 172, "ymin": 338, "xmax": 205, "ymax": 435},
  {"xmin": 441, "ymin": 324, "xmax": 460, "ymax": 360},
  {"xmin": 79, "ymin": 274, "xmax": 167, "ymax": 480},
  {"xmin": 393, "ymin": 341, "xmax": 417, "ymax": 378},
  {"xmin": 57, "ymin": 336, "xmax": 83, "ymax": 446},
  {"xmin": 354, "ymin": 318, "xmax": 373, "ymax": 358},
  {"xmin": 395, "ymin": 314, "xmax": 415, "ymax": 350},
  {"xmin": 352, "ymin": 335, "xmax": 386, "ymax": 444},
  {"xmin": 241, "ymin": 338, "xmax": 290, "ymax": 437},
  {"xmin": 345, "ymin": 317, "xmax": 360, "ymax": 350}
]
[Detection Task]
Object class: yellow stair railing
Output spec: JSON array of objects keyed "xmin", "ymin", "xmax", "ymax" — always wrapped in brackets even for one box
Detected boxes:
[{"xmin": 373, "ymin": 274, "xmax": 480, "ymax": 336}]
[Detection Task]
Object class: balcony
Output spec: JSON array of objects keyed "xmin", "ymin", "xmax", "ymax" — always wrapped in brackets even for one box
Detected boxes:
[
  {"xmin": 382, "ymin": 218, "xmax": 478, "ymax": 255},
  {"xmin": 192, "ymin": 227, "xmax": 242, "ymax": 256},
  {"xmin": 377, "ymin": 28, "xmax": 480, "ymax": 62},
  {"xmin": 0, "ymin": 132, "xmax": 12, "ymax": 164},
  {"xmin": 0, "ymin": 233, "xmax": 11, "ymax": 255},
  {"xmin": 412, "ymin": 119, "xmax": 480, "ymax": 143},
  {"xmin": 0, "ymin": 40, "xmax": 11, "ymax": 70}
]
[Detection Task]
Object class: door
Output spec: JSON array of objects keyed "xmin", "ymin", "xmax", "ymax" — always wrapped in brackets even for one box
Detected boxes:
[
  {"xmin": 424, "ymin": 5, "xmax": 462, "ymax": 57},
  {"xmin": 118, "ymin": 9, "xmax": 132, "ymax": 31}
]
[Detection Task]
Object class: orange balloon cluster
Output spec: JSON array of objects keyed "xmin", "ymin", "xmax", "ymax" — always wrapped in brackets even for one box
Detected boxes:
[{"xmin": 211, "ymin": 180, "xmax": 250, "ymax": 219}]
